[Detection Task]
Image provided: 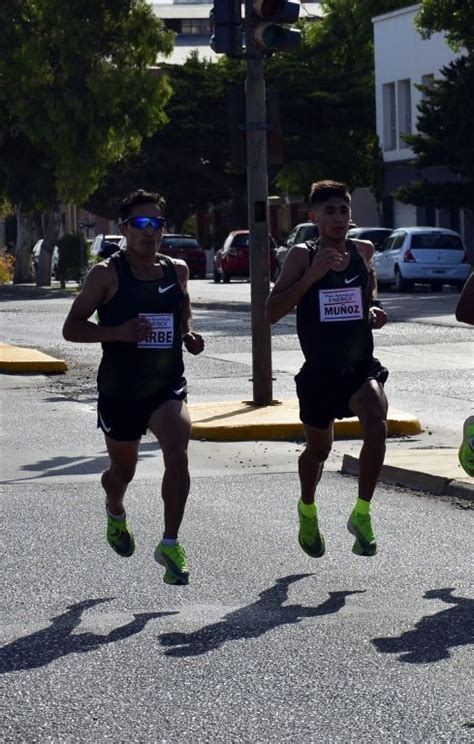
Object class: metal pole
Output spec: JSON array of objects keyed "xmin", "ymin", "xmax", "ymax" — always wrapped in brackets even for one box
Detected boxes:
[{"xmin": 245, "ymin": 54, "xmax": 273, "ymax": 406}]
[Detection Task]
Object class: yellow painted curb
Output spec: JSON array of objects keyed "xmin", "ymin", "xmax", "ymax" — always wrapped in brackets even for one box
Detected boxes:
[
  {"xmin": 0, "ymin": 343, "xmax": 67, "ymax": 373},
  {"xmin": 189, "ymin": 399, "xmax": 422, "ymax": 442}
]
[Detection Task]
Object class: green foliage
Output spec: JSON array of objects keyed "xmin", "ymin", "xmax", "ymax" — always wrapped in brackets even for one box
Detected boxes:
[
  {"xmin": 87, "ymin": 53, "xmax": 244, "ymax": 230},
  {"xmin": 57, "ymin": 232, "xmax": 91, "ymax": 283},
  {"xmin": 0, "ymin": 0, "xmax": 174, "ymax": 210},
  {"xmin": 416, "ymin": 0, "xmax": 474, "ymax": 52}
]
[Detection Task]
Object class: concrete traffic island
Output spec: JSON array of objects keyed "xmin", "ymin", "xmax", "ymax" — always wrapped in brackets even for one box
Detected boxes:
[
  {"xmin": 0, "ymin": 343, "xmax": 67, "ymax": 373},
  {"xmin": 189, "ymin": 399, "xmax": 422, "ymax": 441}
]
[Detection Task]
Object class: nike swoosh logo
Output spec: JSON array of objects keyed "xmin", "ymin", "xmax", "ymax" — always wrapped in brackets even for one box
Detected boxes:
[
  {"xmin": 173, "ymin": 385, "xmax": 186, "ymax": 396},
  {"xmin": 98, "ymin": 411, "xmax": 112, "ymax": 433},
  {"xmin": 344, "ymin": 275, "xmax": 360, "ymax": 284},
  {"xmin": 159, "ymin": 284, "xmax": 176, "ymax": 294}
]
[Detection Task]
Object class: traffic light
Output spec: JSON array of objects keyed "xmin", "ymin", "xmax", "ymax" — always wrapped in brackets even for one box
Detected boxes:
[
  {"xmin": 246, "ymin": 0, "xmax": 301, "ymax": 53},
  {"xmin": 210, "ymin": 1, "xmax": 243, "ymax": 57}
]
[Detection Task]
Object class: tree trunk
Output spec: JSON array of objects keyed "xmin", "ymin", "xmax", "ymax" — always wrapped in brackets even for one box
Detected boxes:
[
  {"xmin": 13, "ymin": 207, "xmax": 35, "ymax": 284},
  {"xmin": 36, "ymin": 205, "xmax": 61, "ymax": 287}
]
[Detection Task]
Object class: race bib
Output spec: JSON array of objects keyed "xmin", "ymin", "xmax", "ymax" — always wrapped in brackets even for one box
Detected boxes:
[
  {"xmin": 137, "ymin": 313, "xmax": 174, "ymax": 348},
  {"xmin": 319, "ymin": 287, "xmax": 363, "ymax": 322}
]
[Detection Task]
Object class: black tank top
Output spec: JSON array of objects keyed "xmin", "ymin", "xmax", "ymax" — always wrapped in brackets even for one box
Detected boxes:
[
  {"xmin": 296, "ymin": 239, "xmax": 374, "ymax": 369},
  {"xmin": 97, "ymin": 251, "xmax": 184, "ymax": 398}
]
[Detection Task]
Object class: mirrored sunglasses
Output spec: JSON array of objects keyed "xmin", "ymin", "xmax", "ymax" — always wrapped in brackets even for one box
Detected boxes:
[{"xmin": 122, "ymin": 216, "xmax": 165, "ymax": 231}]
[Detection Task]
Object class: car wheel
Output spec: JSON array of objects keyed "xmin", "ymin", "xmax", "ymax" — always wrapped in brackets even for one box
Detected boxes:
[
  {"xmin": 222, "ymin": 271, "xmax": 231, "ymax": 283},
  {"xmin": 394, "ymin": 266, "xmax": 411, "ymax": 292},
  {"xmin": 430, "ymin": 281, "xmax": 443, "ymax": 292},
  {"xmin": 213, "ymin": 268, "xmax": 221, "ymax": 283}
]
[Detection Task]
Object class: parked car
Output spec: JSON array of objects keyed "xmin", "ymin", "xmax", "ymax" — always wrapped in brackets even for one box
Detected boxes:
[
  {"xmin": 91, "ymin": 234, "xmax": 123, "ymax": 259},
  {"xmin": 32, "ymin": 239, "xmax": 59, "ymax": 279},
  {"xmin": 276, "ymin": 222, "xmax": 320, "ymax": 273},
  {"xmin": 159, "ymin": 234, "xmax": 206, "ymax": 279},
  {"xmin": 214, "ymin": 230, "xmax": 278, "ymax": 283},
  {"xmin": 346, "ymin": 226, "xmax": 393, "ymax": 251},
  {"xmin": 373, "ymin": 227, "xmax": 470, "ymax": 292}
]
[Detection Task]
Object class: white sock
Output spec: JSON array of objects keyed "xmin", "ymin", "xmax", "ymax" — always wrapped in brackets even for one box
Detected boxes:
[{"xmin": 161, "ymin": 538, "xmax": 177, "ymax": 547}]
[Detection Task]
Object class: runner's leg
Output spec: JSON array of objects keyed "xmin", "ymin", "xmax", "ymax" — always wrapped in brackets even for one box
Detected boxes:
[
  {"xmin": 349, "ymin": 379, "xmax": 388, "ymax": 502},
  {"xmin": 298, "ymin": 422, "xmax": 334, "ymax": 503},
  {"xmin": 148, "ymin": 399, "xmax": 192, "ymax": 539},
  {"xmin": 102, "ymin": 436, "xmax": 140, "ymax": 515}
]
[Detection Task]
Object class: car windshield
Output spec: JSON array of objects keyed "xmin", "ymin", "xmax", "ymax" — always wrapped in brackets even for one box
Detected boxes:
[
  {"xmin": 231, "ymin": 234, "xmax": 274, "ymax": 249},
  {"xmin": 161, "ymin": 237, "xmax": 200, "ymax": 249},
  {"xmin": 411, "ymin": 233, "xmax": 463, "ymax": 251},
  {"xmin": 297, "ymin": 225, "xmax": 319, "ymax": 241}
]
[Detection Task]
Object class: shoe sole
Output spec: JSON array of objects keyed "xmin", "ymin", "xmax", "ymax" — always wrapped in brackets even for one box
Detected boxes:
[
  {"xmin": 298, "ymin": 532, "xmax": 326, "ymax": 558},
  {"xmin": 154, "ymin": 549, "xmax": 189, "ymax": 585},
  {"xmin": 347, "ymin": 518, "xmax": 377, "ymax": 557},
  {"xmin": 107, "ymin": 531, "xmax": 135, "ymax": 558}
]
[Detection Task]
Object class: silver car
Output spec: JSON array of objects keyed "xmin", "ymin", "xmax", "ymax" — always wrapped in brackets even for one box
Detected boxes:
[{"xmin": 373, "ymin": 227, "xmax": 470, "ymax": 292}]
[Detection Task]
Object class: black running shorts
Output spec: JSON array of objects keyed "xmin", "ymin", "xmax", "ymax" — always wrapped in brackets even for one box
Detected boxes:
[
  {"xmin": 295, "ymin": 358, "xmax": 388, "ymax": 430},
  {"xmin": 97, "ymin": 377, "xmax": 187, "ymax": 441}
]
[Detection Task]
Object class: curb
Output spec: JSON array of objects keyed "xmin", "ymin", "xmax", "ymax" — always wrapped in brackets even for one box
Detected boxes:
[
  {"xmin": 0, "ymin": 343, "xmax": 67, "ymax": 373},
  {"xmin": 341, "ymin": 453, "xmax": 474, "ymax": 501},
  {"xmin": 189, "ymin": 400, "xmax": 422, "ymax": 442}
]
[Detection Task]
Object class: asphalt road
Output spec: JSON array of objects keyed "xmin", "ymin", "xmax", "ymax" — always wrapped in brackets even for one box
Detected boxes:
[{"xmin": 0, "ymin": 282, "xmax": 473, "ymax": 742}]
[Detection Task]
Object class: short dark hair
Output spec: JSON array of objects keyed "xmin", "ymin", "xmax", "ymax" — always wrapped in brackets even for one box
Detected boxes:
[
  {"xmin": 119, "ymin": 189, "xmax": 166, "ymax": 221},
  {"xmin": 309, "ymin": 180, "xmax": 351, "ymax": 207}
]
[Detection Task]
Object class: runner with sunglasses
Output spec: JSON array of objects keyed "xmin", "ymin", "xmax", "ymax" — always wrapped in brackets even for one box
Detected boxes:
[{"xmin": 63, "ymin": 189, "xmax": 204, "ymax": 585}]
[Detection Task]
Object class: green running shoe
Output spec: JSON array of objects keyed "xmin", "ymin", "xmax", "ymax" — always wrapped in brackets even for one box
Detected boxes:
[
  {"xmin": 155, "ymin": 542, "xmax": 189, "ymax": 585},
  {"xmin": 298, "ymin": 502, "xmax": 325, "ymax": 558},
  {"xmin": 458, "ymin": 415, "xmax": 474, "ymax": 477},
  {"xmin": 106, "ymin": 514, "xmax": 135, "ymax": 557},
  {"xmin": 347, "ymin": 510, "xmax": 377, "ymax": 556}
]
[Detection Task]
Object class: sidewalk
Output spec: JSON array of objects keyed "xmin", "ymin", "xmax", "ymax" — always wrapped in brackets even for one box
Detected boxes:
[{"xmin": 2, "ymin": 341, "xmax": 472, "ymax": 500}]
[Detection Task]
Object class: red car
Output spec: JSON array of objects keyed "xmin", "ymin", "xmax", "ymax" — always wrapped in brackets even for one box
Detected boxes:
[
  {"xmin": 159, "ymin": 234, "xmax": 207, "ymax": 279},
  {"xmin": 214, "ymin": 230, "xmax": 278, "ymax": 283}
]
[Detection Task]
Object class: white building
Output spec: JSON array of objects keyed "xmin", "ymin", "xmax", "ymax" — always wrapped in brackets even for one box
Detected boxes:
[{"xmin": 373, "ymin": 4, "xmax": 472, "ymax": 246}]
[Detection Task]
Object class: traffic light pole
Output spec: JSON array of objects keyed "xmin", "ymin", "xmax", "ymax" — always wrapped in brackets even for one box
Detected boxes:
[{"xmin": 245, "ymin": 54, "xmax": 273, "ymax": 406}]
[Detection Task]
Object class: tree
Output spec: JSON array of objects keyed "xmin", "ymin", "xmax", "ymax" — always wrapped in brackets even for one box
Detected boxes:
[
  {"xmin": 87, "ymin": 53, "xmax": 246, "ymax": 235},
  {"xmin": 397, "ymin": 1, "xmax": 474, "ymax": 210},
  {"xmin": 265, "ymin": 0, "xmax": 412, "ymax": 198},
  {"xmin": 0, "ymin": 0, "xmax": 173, "ymax": 284},
  {"xmin": 415, "ymin": 0, "xmax": 474, "ymax": 52}
]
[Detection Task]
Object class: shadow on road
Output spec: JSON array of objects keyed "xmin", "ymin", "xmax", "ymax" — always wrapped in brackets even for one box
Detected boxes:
[
  {"xmin": 0, "ymin": 441, "xmax": 159, "ymax": 484},
  {"xmin": 159, "ymin": 574, "xmax": 364, "ymax": 657},
  {"xmin": 372, "ymin": 587, "xmax": 473, "ymax": 663},
  {"xmin": 0, "ymin": 598, "xmax": 176, "ymax": 673}
]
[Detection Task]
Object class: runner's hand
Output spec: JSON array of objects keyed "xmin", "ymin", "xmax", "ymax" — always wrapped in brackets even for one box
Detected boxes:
[
  {"xmin": 369, "ymin": 307, "xmax": 387, "ymax": 329},
  {"xmin": 183, "ymin": 331, "xmax": 204, "ymax": 355},
  {"xmin": 118, "ymin": 316, "xmax": 152, "ymax": 343},
  {"xmin": 308, "ymin": 245, "xmax": 345, "ymax": 282}
]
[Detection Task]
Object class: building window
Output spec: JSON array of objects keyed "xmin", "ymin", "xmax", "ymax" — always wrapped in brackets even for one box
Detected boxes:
[
  {"xmin": 421, "ymin": 73, "xmax": 434, "ymax": 101},
  {"xmin": 181, "ymin": 19, "xmax": 210, "ymax": 34},
  {"xmin": 383, "ymin": 83, "xmax": 396, "ymax": 151},
  {"xmin": 397, "ymin": 79, "xmax": 412, "ymax": 148}
]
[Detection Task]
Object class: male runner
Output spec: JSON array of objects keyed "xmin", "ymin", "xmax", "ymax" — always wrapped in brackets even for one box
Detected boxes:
[
  {"xmin": 266, "ymin": 180, "xmax": 388, "ymax": 557},
  {"xmin": 63, "ymin": 189, "xmax": 204, "ymax": 585},
  {"xmin": 455, "ymin": 271, "xmax": 474, "ymax": 476}
]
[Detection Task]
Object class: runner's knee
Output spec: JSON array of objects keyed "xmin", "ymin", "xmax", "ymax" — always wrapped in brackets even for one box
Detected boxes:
[
  {"xmin": 163, "ymin": 447, "xmax": 188, "ymax": 473},
  {"xmin": 110, "ymin": 462, "xmax": 136, "ymax": 484},
  {"xmin": 362, "ymin": 416, "xmax": 387, "ymax": 444},
  {"xmin": 300, "ymin": 443, "xmax": 331, "ymax": 465}
]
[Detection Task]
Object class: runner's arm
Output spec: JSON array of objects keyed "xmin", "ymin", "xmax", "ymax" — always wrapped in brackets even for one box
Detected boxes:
[
  {"xmin": 175, "ymin": 260, "xmax": 204, "ymax": 355},
  {"xmin": 62, "ymin": 263, "xmax": 150, "ymax": 343},
  {"xmin": 265, "ymin": 245, "xmax": 314, "ymax": 324},
  {"xmin": 355, "ymin": 240, "xmax": 387, "ymax": 329},
  {"xmin": 455, "ymin": 272, "xmax": 474, "ymax": 325}
]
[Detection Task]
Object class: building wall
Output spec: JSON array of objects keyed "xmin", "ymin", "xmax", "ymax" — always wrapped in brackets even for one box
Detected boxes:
[{"xmin": 372, "ymin": 4, "xmax": 473, "ymax": 249}]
